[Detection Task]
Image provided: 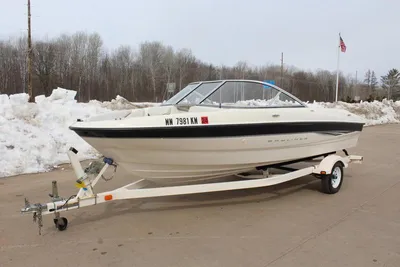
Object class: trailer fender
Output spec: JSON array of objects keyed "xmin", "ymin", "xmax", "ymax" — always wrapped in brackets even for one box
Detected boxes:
[{"xmin": 312, "ymin": 155, "xmax": 348, "ymax": 175}]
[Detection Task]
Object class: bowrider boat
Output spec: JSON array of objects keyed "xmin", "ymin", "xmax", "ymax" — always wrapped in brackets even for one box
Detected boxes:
[
  {"xmin": 69, "ymin": 79, "xmax": 365, "ymax": 184},
  {"xmin": 20, "ymin": 79, "xmax": 366, "ymax": 234}
]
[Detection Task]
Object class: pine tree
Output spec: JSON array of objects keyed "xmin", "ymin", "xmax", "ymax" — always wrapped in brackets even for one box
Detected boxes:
[{"xmin": 380, "ymin": 68, "xmax": 400, "ymax": 100}]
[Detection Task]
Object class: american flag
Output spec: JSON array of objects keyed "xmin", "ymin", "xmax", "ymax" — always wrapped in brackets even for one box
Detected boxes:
[{"xmin": 340, "ymin": 36, "xmax": 346, "ymax": 52}]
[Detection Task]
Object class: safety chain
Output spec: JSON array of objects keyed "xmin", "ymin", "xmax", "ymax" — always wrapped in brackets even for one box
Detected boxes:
[
  {"xmin": 101, "ymin": 163, "xmax": 118, "ymax": 182},
  {"xmin": 32, "ymin": 208, "xmax": 43, "ymax": 235}
]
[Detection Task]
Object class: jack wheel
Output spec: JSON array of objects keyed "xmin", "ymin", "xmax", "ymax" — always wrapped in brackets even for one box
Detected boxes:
[
  {"xmin": 321, "ymin": 161, "xmax": 344, "ymax": 194},
  {"xmin": 53, "ymin": 217, "xmax": 68, "ymax": 231}
]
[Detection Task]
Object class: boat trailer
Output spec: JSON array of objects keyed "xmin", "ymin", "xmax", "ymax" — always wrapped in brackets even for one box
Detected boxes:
[{"xmin": 20, "ymin": 147, "xmax": 363, "ymax": 235}]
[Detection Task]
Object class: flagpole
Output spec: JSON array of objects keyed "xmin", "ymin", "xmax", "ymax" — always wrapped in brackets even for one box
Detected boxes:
[{"xmin": 335, "ymin": 33, "xmax": 340, "ymax": 102}]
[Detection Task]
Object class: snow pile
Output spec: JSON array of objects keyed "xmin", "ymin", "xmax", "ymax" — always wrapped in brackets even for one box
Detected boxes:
[
  {"xmin": 306, "ymin": 99, "xmax": 400, "ymax": 126},
  {"xmin": 0, "ymin": 88, "xmax": 136, "ymax": 178},
  {"xmin": 226, "ymin": 98, "xmax": 400, "ymax": 126},
  {"xmin": 1, "ymin": 87, "xmax": 399, "ymax": 178},
  {"xmin": 90, "ymin": 95, "xmax": 158, "ymax": 110},
  {"xmin": 230, "ymin": 99, "xmax": 302, "ymax": 107}
]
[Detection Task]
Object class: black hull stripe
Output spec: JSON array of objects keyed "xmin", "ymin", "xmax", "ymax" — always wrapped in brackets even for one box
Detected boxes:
[
  {"xmin": 69, "ymin": 121, "xmax": 364, "ymax": 139},
  {"xmin": 317, "ymin": 130, "xmax": 353, "ymax": 136}
]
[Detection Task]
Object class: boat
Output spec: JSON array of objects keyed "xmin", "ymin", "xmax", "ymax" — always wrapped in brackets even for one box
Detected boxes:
[
  {"xmin": 21, "ymin": 79, "xmax": 366, "ymax": 234},
  {"xmin": 69, "ymin": 79, "xmax": 366, "ymax": 185}
]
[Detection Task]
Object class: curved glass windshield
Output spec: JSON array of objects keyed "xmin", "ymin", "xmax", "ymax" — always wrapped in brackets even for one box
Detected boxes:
[
  {"xmin": 163, "ymin": 80, "xmax": 305, "ymax": 107},
  {"xmin": 200, "ymin": 81, "xmax": 304, "ymax": 107},
  {"xmin": 163, "ymin": 82, "xmax": 200, "ymax": 105},
  {"xmin": 178, "ymin": 81, "xmax": 222, "ymax": 105}
]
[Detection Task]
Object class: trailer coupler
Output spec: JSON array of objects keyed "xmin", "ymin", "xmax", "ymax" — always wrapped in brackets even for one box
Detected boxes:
[
  {"xmin": 20, "ymin": 147, "xmax": 117, "ymax": 235},
  {"xmin": 21, "ymin": 180, "xmax": 70, "ymax": 235}
]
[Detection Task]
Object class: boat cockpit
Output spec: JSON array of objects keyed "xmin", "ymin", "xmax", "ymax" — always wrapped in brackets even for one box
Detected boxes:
[{"xmin": 86, "ymin": 80, "xmax": 307, "ymax": 122}]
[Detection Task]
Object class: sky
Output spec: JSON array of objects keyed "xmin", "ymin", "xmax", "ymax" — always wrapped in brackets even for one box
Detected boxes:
[{"xmin": 0, "ymin": 0, "xmax": 398, "ymax": 80}]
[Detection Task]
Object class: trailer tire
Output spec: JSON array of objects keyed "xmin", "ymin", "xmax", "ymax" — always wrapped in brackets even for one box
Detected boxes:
[
  {"xmin": 54, "ymin": 217, "xmax": 68, "ymax": 231},
  {"xmin": 320, "ymin": 161, "xmax": 344, "ymax": 194}
]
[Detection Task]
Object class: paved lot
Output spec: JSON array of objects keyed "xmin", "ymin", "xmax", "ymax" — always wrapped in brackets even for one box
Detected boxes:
[{"xmin": 1, "ymin": 124, "xmax": 400, "ymax": 267}]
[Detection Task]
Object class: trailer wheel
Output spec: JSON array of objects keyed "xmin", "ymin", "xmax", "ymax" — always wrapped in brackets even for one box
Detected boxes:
[
  {"xmin": 54, "ymin": 217, "xmax": 68, "ymax": 231},
  {"xmin": 321, "ymin": 161, "xmax": 343, "ymax": 194}
]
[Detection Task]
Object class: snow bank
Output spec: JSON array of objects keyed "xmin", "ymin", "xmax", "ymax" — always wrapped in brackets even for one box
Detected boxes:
[
  {"xmin": 306, "ymin": 99, "xmax": 400, "ymax": 126},
  {"xmin": 0, "ymin": 87, "xmax": 399, "ymax": 178},
  {"xmin": 227, "ymin": 98, "xmax": 400, "ymax": 126},
  {"xmin": 90, "ymin": 95, "xmax": 159, "ymax": 110},
  {"xmin": 0, "ymin": 87, "xmax": 150, "ymax": 178},
  {"xmin": 225, "ymin": 99, "xmax": 303, "ymax": 107}
]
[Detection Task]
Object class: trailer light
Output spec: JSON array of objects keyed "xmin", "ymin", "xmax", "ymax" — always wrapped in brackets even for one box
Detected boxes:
[
  {"xmin": 104, "ymin": 195, "xmax": 113, "ymax": 201},
  {"xmin": 320, "ymin": 171, "xmax": 326, "ymax": 175}
]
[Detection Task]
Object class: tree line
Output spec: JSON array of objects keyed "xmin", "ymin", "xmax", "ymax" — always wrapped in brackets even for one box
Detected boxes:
[{"xmin": 1, "ymin": 31, "xmax": 399, "ymax": 103}]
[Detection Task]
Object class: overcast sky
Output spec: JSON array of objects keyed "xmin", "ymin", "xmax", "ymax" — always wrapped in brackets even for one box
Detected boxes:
[{"xmin": 1, "ymin": 0, "xmax": 398, "ymax": 80}]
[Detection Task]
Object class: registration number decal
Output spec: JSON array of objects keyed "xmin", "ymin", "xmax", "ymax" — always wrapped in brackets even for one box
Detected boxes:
[
  {"xmin": 164, "ymin": 116, "xmax": 209, "ymax": 126},
  {"xmin": 176, "ymin": 117, "xmax": 198, "ymax": 125}
]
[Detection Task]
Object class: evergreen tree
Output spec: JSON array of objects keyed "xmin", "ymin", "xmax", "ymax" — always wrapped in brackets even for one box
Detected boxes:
[{"xmin": 381, "ymin": 68, "xmax": 400, "ymax": 100}]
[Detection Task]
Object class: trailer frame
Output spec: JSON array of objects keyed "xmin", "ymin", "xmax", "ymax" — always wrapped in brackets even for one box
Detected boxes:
[{"xmin": 20, "ymin": 147, "xmax": 363, "ymax": 235}]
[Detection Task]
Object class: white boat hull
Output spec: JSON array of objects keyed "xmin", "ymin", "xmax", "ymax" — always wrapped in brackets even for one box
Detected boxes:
[
  {"xmin": 69, "ymin": 80, "xmax": 366, "ymax": 185},
  {"xmin": 80, "ymin": 130, "xmax": 362, "ymax": 184}
]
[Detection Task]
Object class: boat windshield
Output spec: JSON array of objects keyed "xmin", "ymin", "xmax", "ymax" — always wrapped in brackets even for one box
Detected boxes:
[
  {"xmin": 163, "ymin": 80, "xmax": 305, "ymax": 107},
  {"xmin": 162, "ymin": 82, "xmax": 201, "ymax": 105}
]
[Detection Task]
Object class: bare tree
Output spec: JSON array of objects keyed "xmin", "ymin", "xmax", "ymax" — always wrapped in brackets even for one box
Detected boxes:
[
  {"xmin": 315, "ymin": 70, "xmax": 334, "ymax": 101},
  {"xmin": 0, "ymin": 40, "xmax": 22, "ymax": 94},
  {"xmin": 364, "ymin": 69, "xmax": 378, "ymax": 96},
  {"xmin": 139, "ymin": 41, "xmax": 165, "ymax": 100},
  {"xmin": 233, "ymin": 61, "xmax": 249, "ymax": 79},
  {"xmin": 176, "ymin": 48, "xmax": 195, "ymax": 90},
  {"xmin": 0, "ymin": 31, "xmax": 385, "ymax": 103},
  {"xmin": 14, "ymin": 36, "xmax": 28, "ymax": 93},
  {"xmin": 363, "ymin": 69, "xmax": 371, "ymax": 86},
  {"xmin": 112, "ymin": 45, "xmax": 135, "ymax": 97},
  {"xmin": 70, "ymin": 32, "xmax": 88, "ymax": 100},
  {"xmin": 85, "ymin": 33, "xmax": 103, "ymax": 99},
  {"xmin": 33, "ymin": 40, "xmax": 56, "ymax": 96},
  {"xmin": 53, "ymin": 34, "xmax": 72, "ymax": 88}
]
